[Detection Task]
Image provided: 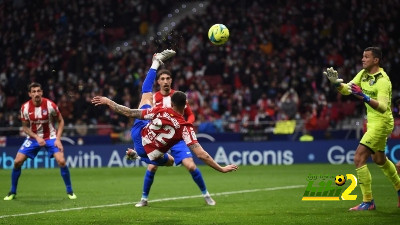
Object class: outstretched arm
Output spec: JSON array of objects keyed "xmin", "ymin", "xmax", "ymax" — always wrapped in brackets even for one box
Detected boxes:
[
  {"xmin": 323, "ymin": 67, "xmax": 351, "ymax": 95},
  {"xmin": 188, "ymin": 143, "xmax": 238, "ymax": 173},
  {"xmin": 91, "ymin": 96, "xmax": 143, "ymax": 118}
]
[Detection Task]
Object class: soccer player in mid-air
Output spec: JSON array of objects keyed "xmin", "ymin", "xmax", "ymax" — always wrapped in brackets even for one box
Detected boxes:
[
  {"xmin": 324, "ymin": 46, "xmax": 400, "ymax": 210},
  {"xmin": 4, "ymin": 82, "xmax": 77, "ymax": 200},
  {"xmin": 91, "ymin": 50, "xmax": 238, "ymax": 204},
  {"xmin": 131, "ymin": 69, "xmax": 216, "ymax": 207}
]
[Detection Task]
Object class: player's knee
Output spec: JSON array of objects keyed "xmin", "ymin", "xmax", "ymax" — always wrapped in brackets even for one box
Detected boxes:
[
  {"xmin": 57, "ymin": 159, "xmax": 66, "ymax": 167},
  {"xmin": 184, "ymin": 162, "xmax": 197, "ymax": 172},
  {"xmin": 164, "ymin": 155, "xmax": 175, "ymax": 166},
  {"xmin": 182, "ymin": 158, "xmax": 197, "ymax": 172},
  {"xmin": 147, "ymin": 164, "xmax": 158, "ymax": 172},
  {"xmin": 13, "ymin": 160, "xmax": 24, "ymax": 168},
  {"xmin": 353, "ymin": 155, "xmax": 364, "ymax": 167},
  {"xmin": 165, "ymin": 159, "xmax": 174, "ymax": 167},
  {"xmin": 372, "ymin": 155, "xmax": 386, "ymax": 166},
  {"xmin": 354, "ymin": 154, "xmax": 371, "ymax": 168}
]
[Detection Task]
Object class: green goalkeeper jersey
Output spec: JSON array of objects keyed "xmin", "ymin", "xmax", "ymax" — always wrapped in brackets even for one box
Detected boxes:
[{"xmin": 350, "ymin": 67, "xmax": 394, "ymax": 127}]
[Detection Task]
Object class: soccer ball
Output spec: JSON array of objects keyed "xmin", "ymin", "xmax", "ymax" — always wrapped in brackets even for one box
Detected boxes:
[
  {"xmin": 335, "ymin": 175, "xmax": 346, "ymax": 186},
  {"xmin": 208, "ymin": 24, "xmax": 229, "ymax": 45}
]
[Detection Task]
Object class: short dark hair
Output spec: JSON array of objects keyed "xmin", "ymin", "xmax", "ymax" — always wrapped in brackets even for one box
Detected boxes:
[
  {"xmin": 28, "ymin": 82, "xmax": 42, "ymax": 92},
  {"xmin": 171, "ymin": 91, "xmax": 187, "ymax": 109},
  {"xmin": 364, "ymin": 47, "xmax": 382, "ymax": 63},
  {"xmin": 157, "ymin": 69, "xmax": 172, "ymax": 80}
]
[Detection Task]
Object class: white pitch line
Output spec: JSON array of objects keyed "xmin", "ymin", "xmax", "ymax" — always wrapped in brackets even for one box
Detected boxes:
[{"xmin": 0, "ymin": 185, "xmax": 305, "ymax": 219}]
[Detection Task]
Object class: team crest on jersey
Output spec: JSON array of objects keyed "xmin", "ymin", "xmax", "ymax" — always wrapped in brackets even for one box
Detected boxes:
[
  {"xmin": 42, "ymin": 110, "xmax": 48, "ymax": 115},
  {"xmin": 369, "ymin": 79, "xmax": 375, "ymax": 86}
]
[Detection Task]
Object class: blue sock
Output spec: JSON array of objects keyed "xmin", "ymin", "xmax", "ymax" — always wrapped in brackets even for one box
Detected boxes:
[
  {"xmin": 60, "ymin": 166, "xmax": 73, "ymax": 193},
  {"xmin": 190, "ymin": 168, "xmax": 207, "ymax": 194},
  {"xmin": 142, "ymin": 170, "xmax": 156, "ymax": 199},
  {"xmin": 10, "ymin": 167, "xmax": 22, "ymax": 194},
  {"xmin": 142, "ymin": 68, "xmax": 157, "ymax": 93}
]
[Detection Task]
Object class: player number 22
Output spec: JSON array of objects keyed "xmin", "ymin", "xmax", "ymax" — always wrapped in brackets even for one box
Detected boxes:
[{"xmin": 149, "ymin": 118, "xmax": 175, "ymax": 145}]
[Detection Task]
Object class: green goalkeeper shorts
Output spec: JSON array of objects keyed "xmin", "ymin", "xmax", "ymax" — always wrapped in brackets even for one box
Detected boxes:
[{"xmin": 360, "ymin": 121, "xmax": 393, "ymax": 152}]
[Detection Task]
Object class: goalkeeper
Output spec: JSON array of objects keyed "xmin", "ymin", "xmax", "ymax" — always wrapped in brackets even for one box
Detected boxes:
[{"xmin": 324, "ymin": 46, "xmax": 400, "ymax": 211}]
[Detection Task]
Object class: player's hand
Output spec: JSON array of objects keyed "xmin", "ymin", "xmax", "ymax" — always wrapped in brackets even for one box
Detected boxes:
[
  {"xmin": 350, "ymin": 82, "xmax": 371, "ymax": 102},
  {"xmin": 36, "ymin": 136, "xmax": 46, "ymax": 146},
  {"xmin": 323, "ymin": 67, "xmax": 343, "ymax": 86},
  {"xmin": 221, "ymin": 164, "xmax": 239, "ymax": 173},
  {"xmin": 55, "ymin": 139, "xmax": 64, "ymax": 152},
  {"xmin": 91, "ymin": 96, "xmax": 110, "ymax": 106}
]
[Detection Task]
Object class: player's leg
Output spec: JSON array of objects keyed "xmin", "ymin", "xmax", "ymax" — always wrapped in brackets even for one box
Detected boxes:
[
  {"xmin": 49, "ymin": 139, "xmax": 76, "ymax": 200},
  {"xmin": 349, "ymin": 144, "xmax": 374, "ymax": 211},
  {"xmin": 4, "ymin": 153, "xmax": 27, "ymax": 200},
  {"xmin": 373, "ymin": 152, "xmax": 400, "ymax": 207},
  {"xmin": 4, "ymin": 139, "xmax": 39, "ymax": 200},
  {"xmin": 172, "ymin": 141, "xmax": 216, "ymax": 206},
  {"xmin": 370, "ymin": 127, "xmax": 400, "ymax": 207},
  {"xmin": 132, "ymin": 50, "xmax": 176, "ymax": 166},
  {"xmin": 135, "ymin": 164, "xmax": 158, "ymax": 207},
  {"xmin": 138, "ymin": 49, "xmax": 176, "ymax": 109}
]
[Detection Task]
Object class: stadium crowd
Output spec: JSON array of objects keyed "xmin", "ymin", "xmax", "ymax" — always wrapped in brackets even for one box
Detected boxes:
[{"xmin": 1, "ymin": 0, "xmax": 400, "ymax": 137}]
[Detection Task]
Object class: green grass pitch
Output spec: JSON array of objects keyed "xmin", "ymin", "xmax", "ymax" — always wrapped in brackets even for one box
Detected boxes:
[{"xmin": 1, "ymin": 164, "xmax": 399, "ymax": 224}]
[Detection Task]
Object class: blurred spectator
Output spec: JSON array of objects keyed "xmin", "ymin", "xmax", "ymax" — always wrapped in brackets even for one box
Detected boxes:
[
  {"xmin": 254, "ymin": 108, "xmax": 274, "ymax": 133},
  {"xmin": 279, "ymin": 88, "xmax": 299, "ymax": 120},
  {"xmin": 0, "ymin": 112, "xmax": 7, "ymax": 135},
  {"xmin": 256, "ymin": 93, "xmax": 270, "ymax": 112},
  {"xmin": 1, "ymin": 0, "xmax": 400, "ymax": 137},
  {"xmin": 75, "ymin": 119, "xmax": 88, "ymax": 137},
  {"xmin": 58, "ymin": 94, "xmax": 74, "ymax": 124},
  {"xmin": 197, "ymin": 114, "xmax": 217, "ymax": 134},
  {"xmin": 4, "ymin": 113, "xmax": 22, "ymax": 136},
  {"xmin": 304, "ymin": 107, "xmax": 318, "ymax": 131}
]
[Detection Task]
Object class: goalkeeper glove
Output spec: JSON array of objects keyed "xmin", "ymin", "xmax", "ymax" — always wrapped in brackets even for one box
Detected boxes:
[
  {"xmin": 350, "ymin": 82, "xmax": 371, "ymax": 103},
  {"xmin": 323, "ymin": 67, "xmax": 343, "ymax": 87}
]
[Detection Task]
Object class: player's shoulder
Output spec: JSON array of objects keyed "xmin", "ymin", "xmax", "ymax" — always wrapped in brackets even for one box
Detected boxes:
[
  {"xmin": 20, "ymin": 100, "xmax": 31, "ymax": 111},
  {"xmin": 41, "ymin": 97, "xmax": 55, "ymax": 104},
  {"xmin": 375, "ymin": 69, "xmax": 391, "ymax": 84},
  {"xmin": 43, "ymin": 98, "xmax": 59, "ymax": 108},
  {"xmin": 21, "ymin": 99, "xmax": 31, "ymax": 107}
]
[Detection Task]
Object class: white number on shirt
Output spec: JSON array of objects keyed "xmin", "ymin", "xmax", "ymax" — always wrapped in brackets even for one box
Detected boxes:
[{"xmin": 149, "ymin": 118, "xmax": 175, "ymax": 145}]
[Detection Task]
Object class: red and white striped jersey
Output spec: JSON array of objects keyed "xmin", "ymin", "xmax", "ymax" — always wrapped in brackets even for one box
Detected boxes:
[
  {"xmin": 153, "ymin": 90, "xmax": 175, "ymax": 108},
  {"xmin": 140, "ymin": 106, "xmax": 198, "ymax": 154},
  {"xmin": 20, "ymin": 97, "xmax": 60, "ymax": 140},
  {"xmin": 153, "ymin": 90, "xmax": 195, "ymax": 123}
]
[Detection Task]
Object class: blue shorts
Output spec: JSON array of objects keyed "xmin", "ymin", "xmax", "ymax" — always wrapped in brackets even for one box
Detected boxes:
[
  {"xmin": 170, "ymin": 140, "xmax": 193, "ymax": 165},
  {"xmin": 18, "ymin": 138, "xmax": 59, "ymax": 159},
  {"xmin": 130, "ymin": 104, "xmax": 169, "ymax": 166}
]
